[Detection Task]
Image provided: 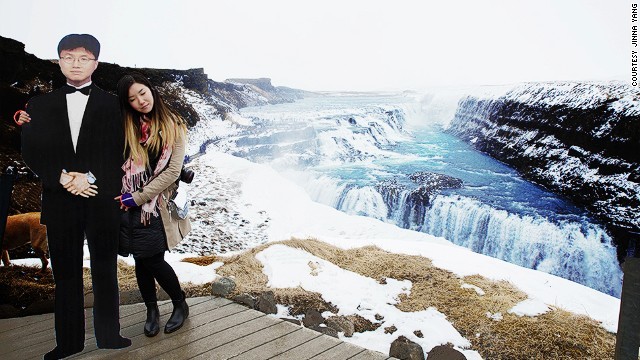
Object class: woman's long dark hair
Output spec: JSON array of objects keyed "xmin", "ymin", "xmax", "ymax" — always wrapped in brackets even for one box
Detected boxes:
[{"xmin": 116, "ymin": 72, "xmax": 186, "ymax": 168}]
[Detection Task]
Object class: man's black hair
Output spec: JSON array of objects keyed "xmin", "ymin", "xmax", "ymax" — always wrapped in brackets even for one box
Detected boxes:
[{"xmin": 57, "ymin": 34, "xmax": 101, "ymax": 59}]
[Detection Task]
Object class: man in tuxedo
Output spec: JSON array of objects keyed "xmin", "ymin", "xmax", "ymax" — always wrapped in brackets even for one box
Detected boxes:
[{"xmin": 20, "ymin": 34, "xmax": 130, "ymax": 359}]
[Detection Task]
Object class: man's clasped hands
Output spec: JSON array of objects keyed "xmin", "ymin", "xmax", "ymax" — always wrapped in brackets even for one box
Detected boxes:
[{"xmin": 60, "ymin": 170, "xmax": 98, "ymax": 198}]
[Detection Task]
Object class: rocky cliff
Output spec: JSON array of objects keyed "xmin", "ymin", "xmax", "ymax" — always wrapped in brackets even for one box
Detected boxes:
[{"xmin": 446, "ymin": 82, "xmax": 640, "ymax": 259}]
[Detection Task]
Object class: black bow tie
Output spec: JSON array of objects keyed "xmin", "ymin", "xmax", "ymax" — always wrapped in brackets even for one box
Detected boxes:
[{"xmin": 63, "ymin": 85, "xmax": 92, "ymax": 96}]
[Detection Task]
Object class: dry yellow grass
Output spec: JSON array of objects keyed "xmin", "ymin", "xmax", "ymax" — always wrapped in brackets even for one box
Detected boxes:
[
  {"xmin": 82, "ymin": 260, "xmax": 141, "ymax": 293},
  {"xmin": 182, "ymin": 238, "xmax": 617, "ymax": 360},
  {"xmin": 83, "ymin": 260, "xmax": 214, "ymax": 298}
]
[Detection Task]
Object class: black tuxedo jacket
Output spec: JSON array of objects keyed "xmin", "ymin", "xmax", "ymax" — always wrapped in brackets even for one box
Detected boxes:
[{"xmin": 21, "ymin": 85, "xmax": 125, "ymax": 224}]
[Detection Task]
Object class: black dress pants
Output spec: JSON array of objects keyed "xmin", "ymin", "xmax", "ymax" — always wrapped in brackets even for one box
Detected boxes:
[{"xmin": 46, "ymin": 196, "xmax": 122, "ymax": 350}]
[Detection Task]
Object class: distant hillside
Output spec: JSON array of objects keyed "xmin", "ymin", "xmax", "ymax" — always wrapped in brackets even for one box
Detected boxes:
[{"xmin": 225, "ymin": 77, "xmax": 313, "ymax": 104}]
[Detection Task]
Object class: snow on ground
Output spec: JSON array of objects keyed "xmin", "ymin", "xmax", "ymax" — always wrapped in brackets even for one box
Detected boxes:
[
  {"xmin": 508, "ymin": 299, "xmax": 550, "ymax": 317},
  {"xmin": 256, "ymin": 244, "xmax": 479, "ymax": 359}
]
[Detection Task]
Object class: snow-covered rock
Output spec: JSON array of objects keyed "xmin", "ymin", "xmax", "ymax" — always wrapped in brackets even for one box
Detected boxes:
[{"xmin": 447, "ymin": 81, "xmax": 640, "ymax": 259}]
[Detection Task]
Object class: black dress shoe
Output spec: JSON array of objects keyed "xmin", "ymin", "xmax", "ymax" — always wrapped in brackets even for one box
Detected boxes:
[
  {"xmin": 144, "ymin": 302, "xmax": 160, "ymax": 337},
  {"xmin": 96, "ymin": 335, "xmax": 131, "ymax": 349},
  {"xmin": 43, "ymin": 345, "xmax": 83, "ymax": 360},
  {"xmin": 164, "ymin": 291, "xmax": 189, "ymax": 334}
]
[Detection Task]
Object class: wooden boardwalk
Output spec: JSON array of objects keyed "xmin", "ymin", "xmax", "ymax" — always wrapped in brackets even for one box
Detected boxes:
[{"xmin": 1, "ymin": 296, "xmax": 395, "ymax": 360}]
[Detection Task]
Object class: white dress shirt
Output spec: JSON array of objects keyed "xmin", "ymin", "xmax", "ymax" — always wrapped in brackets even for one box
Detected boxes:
[{"xmin": 66, "ymin": 82, "xmax": 91, "ymax": 152}]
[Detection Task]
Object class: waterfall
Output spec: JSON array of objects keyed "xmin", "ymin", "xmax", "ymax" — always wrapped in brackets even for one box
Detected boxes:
[
  {"xmin": 421, "ymin": 195, "xmax": 622, "ymax": 296},
  {"xmin": 336, "ymin": 186, "xmax": 389, "ymax": 220},
  {"xmin": 303, "ymin": 176, "xmax": 622, "ymax": 296},
  {"xmin": 300, "ymin": 174, "xmax": 348, "ymax": 208}
]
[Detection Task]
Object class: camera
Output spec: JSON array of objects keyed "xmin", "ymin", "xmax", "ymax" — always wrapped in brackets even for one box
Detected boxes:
[{"xmin": 180, "ymin": 166, "xmax": 195, "ymax": 184}]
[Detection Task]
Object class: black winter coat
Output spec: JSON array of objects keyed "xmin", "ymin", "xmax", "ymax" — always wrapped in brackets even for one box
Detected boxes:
[{"xmin": 119, "ymin": 207, "xmax": 167, "ymax": 258}]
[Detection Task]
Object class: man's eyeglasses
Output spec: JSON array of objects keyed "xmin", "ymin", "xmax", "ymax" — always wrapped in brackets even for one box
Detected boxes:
[{"xmin": 60, "ymin": 56, "xmax": 96, "ymax": 65}]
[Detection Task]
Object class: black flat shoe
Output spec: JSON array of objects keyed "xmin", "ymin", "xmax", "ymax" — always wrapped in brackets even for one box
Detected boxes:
[
  {"xmin": 97, "ymin": 335, "xmax": 131, "ymax": 349},
  {"xmin": 164, "ymin": 291, "xmax": 189, "ymax": 334},
  {"xmin": 144, "ymin": 302, "xmax": 160, "ymax": 337},
  {"xmin": 43, "ymin": 345, "xmax": 84, "ymax": 360}
]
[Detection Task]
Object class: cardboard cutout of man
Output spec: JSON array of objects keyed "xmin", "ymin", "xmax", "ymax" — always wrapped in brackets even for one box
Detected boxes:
[{"xmin": 21, "ymin": 34, "xmax": 130, "ymax": 359}]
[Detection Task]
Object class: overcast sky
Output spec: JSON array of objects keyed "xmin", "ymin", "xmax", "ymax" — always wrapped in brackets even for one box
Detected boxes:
[{"xmin": 0, "ymin": 0, "xmax": 631, "ymax": 91}]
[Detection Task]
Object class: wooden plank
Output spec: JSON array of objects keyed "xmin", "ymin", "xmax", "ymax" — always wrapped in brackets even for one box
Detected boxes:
[
  {"xmin": 2, "ymin": 296, "xmax": 391, "ymax": 360},
  {"xmin": 85, "ymin": 297, "xmax": 211, "ymax": 342},
  {"xmin": 70, "ymin": 297, "xmax": 229, "ymax": 359},
  {"xmin": 1, "ymin": 298, "xmax": 156, "ymax": 353},
  {"xmin": 309, "ymin": 341, "xmax": 367, "ymax": 359},
  {"xmin": 19, "ymin": 297, "xmax": 215, "ymax": 360},
  {"xmin": 110, "ymin": 301, "xmax": 150, "ymax": 319},
  {"xmin": 349, "ymin": 349, "xmax": 391, "ymax": 360},
  {"xmin": 93, "ymin": 297, "xmax": 210, "ymax": 336},
  {"xmin": 0, "ymin": 312, "xmax": 54, "ymax": 333},
  {"xmin": 111, "ymin": 305, "xmax": 262, "ymax": 360},
  {"xmin": 189, "ymin": 321, "xmax": 300, "ymax": 360},
  {"xmin": 155, "ymin": 314, "xmax": 279, "ymax": 360},
  {"xmin": 1, "ymin": 314, "xmax": 56, "ymax": 344},
  {"xmin": 18, "ymin": 302, "xmax": 176, "ymax": 360},
  {"xmin": 1, "ymin": 297, "xmax": 111, "ymax": 335},
  {"xmin": 5, "ymin": 322, "xmax": 58, "ymax": 355},
  {"xmin": 229, "ymin": 326, "xmax": 323, "ymax": 359},
  {"xmin": 20, "ymin": 337, "xmax": 58, "ymax": 359},
  {"xmin": 100, "ymin": 300, "xmax": 242, "ymax": 359},
  {"xmin": 65, "ymin": 302, "xmax": 177, "ymax": 359},
  {"xmin": 269, "ymin": 333, "xmax": 345, "ymax": 360},
  {"xmin": 6, "ymin": 327, "xmax": 55, "ymax": 354}
]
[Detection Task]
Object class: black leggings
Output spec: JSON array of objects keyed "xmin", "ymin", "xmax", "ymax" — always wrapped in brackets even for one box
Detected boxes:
[{"xmin": 134, "ymin": 251, "xmax": 183, "ymax": 303}]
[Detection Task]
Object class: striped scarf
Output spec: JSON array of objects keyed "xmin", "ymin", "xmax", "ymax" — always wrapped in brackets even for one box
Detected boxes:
[{"xmin": 121, "ymin": 119, "xmax": 172, "ymax": 224}]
